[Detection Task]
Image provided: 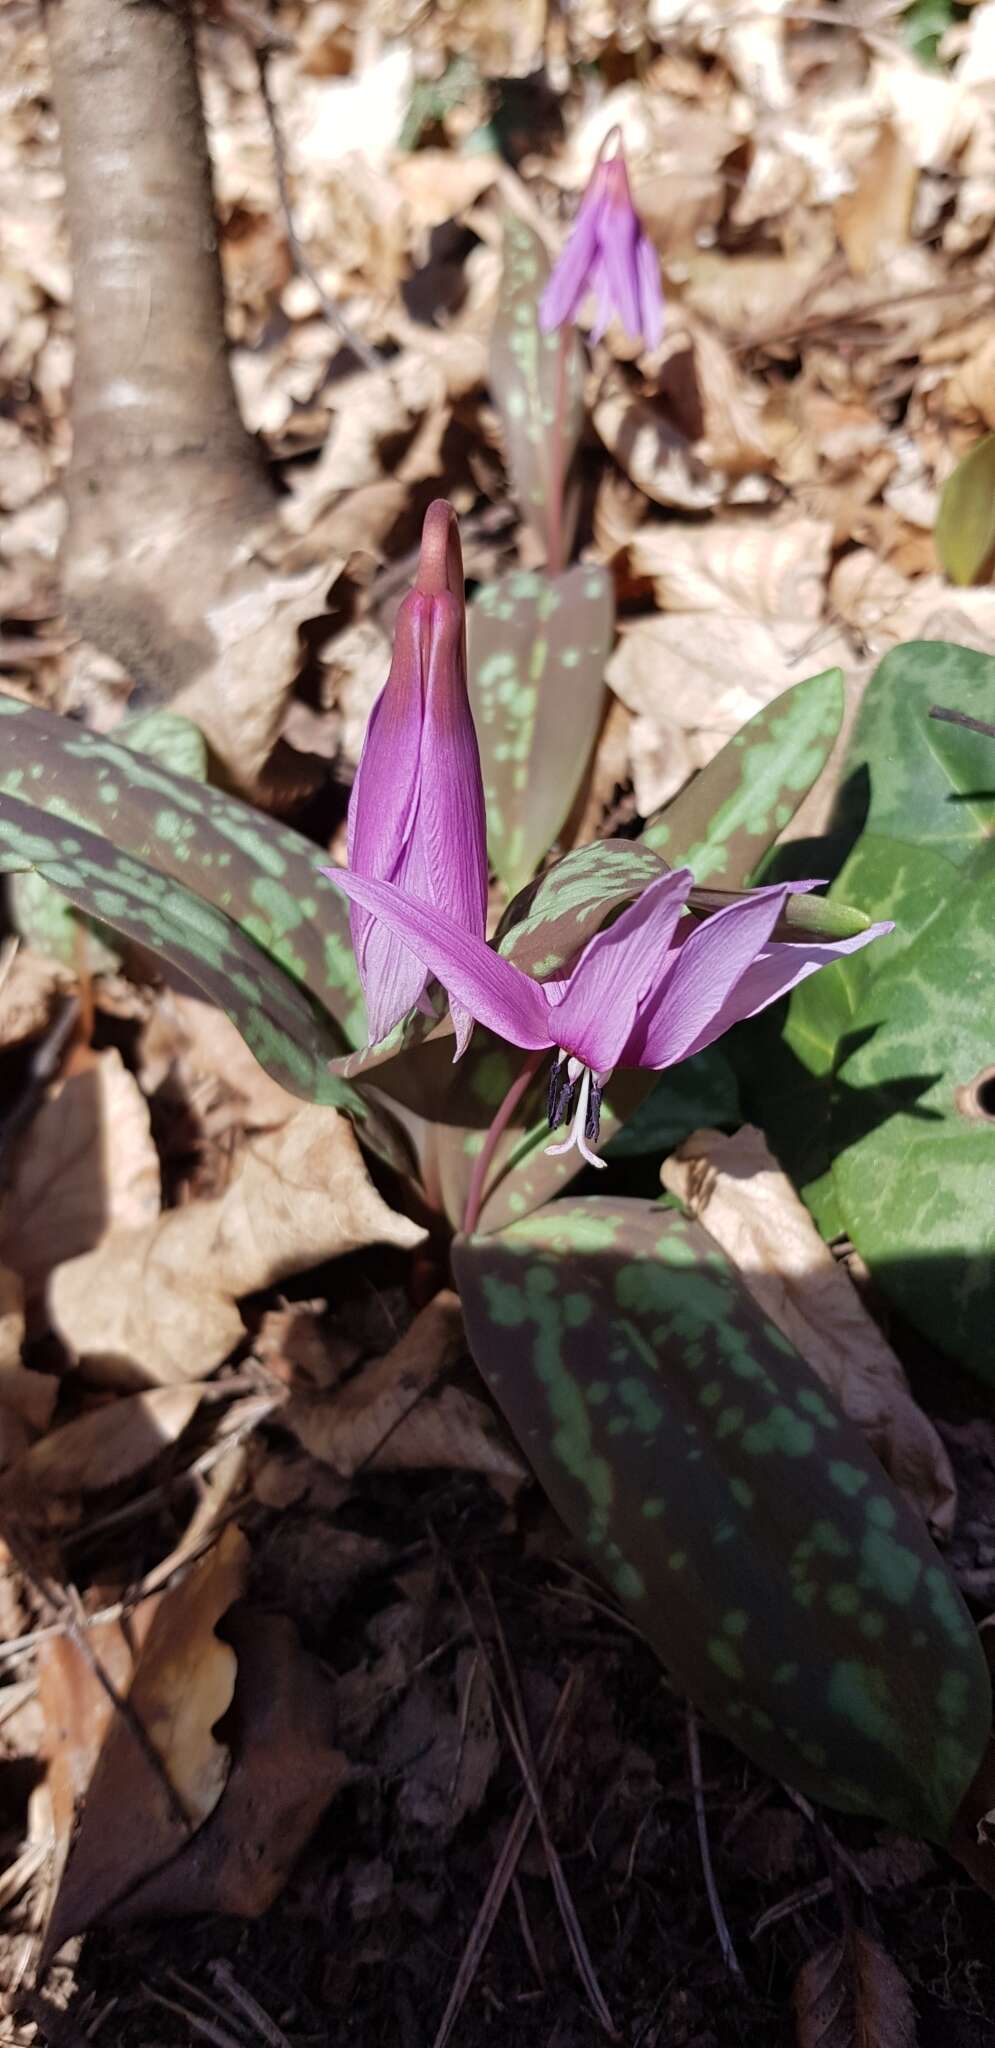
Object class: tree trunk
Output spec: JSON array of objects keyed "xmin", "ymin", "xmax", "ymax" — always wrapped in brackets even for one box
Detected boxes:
[{"xmin": 45, "ymin": 0, "xmax": 275, "ymax": 700}]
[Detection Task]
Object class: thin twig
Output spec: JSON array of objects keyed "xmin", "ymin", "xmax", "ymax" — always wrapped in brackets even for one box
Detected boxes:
[
  {"xmin": 929, "ymin": 704, "xmax": 995, "ymax": 743},
  {"xmin": 253, "ymin": 50, "xmax": 383, "ymax": 374},
  {"xmin": 430, "ymin": 1672, "xmax": 580, "ymax": 2048},
  {"xmin": 472, "ymin": 1574, "xmax": 618, "ymax": 2036},
  {"xmin": 686, "ymin": 1703, "xmax": 744, "ymax": 1981},
  {"xmin": 751, "ymin": 1874, "xmax": 835, "ymax": 1940},
  {"xmin": 208, "ymin": 1962, "xmax": 294, "ymax": 2048}
]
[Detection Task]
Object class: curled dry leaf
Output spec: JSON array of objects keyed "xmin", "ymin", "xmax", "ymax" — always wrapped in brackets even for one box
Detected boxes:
[
  {"xmin": 42, "ymin": 1523, "xmax": 249, "ymax": 1960},
  {"xmin": 49, "ymin": 1106, "xmax": 425, "ymax": 1387},
  {"xmin": 285, "ymin": 1288, "xmax": 526, "ymax": 1485},
  {"xmin": 173, "ymin": 554, "xmax": 338, "ymax": 787},
  {"xmin": 662, "ymin": 1128, "xmax": 956, "ymax": 1538},
  {"xmin": 593, "ymin": 370, "xmax": 721, "ymax": 512},
  {"xmin": 286, "ymin": 1290, "xmax": 465, "ymax": 1476},
  {"xmin": 105, "ymin": 1606, "xmax": 351, "ymax": 1923},
  {"xmin": 6, "ymin": 1384, "xmax": 205, "ymax": 1504},
  {"xmin": 140, "ymin": 988, "xmax": 302, "ymax": 1130},
  {"xmin": 0, "ymin": 943, "xmax": 71, "ymax": 1049},
  {"xmin": 834, "ymin": 123, "xmax": 918, "ymax": 280},
  {"xmin": 793, "ymin": 1930, "xmax": 918, "ymax": 2048},
  {"xmin": 0, "ymin": 1263, "xmax": 57, "ymax": 1469},
  {"xmin": 0, "ymin": 1046, "xmax": 161, "ymax": 1300}
]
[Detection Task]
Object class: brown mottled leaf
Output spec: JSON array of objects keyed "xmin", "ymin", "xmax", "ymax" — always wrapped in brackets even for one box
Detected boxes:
[
  {"xmin": 469, "ymin": 563, "xmax": 613, "ymax": 895},
  {"xmin": 488, "ymin": 209, "xmax": 585, "ymax": 563}
]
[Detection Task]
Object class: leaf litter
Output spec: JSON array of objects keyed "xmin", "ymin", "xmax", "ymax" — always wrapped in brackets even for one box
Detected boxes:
[{"xmin": 4, "ymin": 1, "xmax": 995, "ymax": 2042}]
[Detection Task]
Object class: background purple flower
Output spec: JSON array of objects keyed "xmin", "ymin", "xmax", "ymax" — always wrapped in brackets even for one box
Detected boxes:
[{"xmin": 540, "ymin": 130, "xmax": 665, "ymax": 350}]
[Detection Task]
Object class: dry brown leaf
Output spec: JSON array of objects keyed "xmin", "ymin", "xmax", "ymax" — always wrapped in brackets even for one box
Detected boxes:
[
  {"xmin": 662, "ymin": 1128, "xmax": 956, "ymax": 1537},
  {"xmin": 172, "ymin": 553, "xmax": 337, "ymax": 786},
  {"xmin": 104, "ymin": 1605, "xmax": 351, "ymax": 1922},
  {"xmin": 593, "ymin": 369, "xmax": 722, "ymax": 512},
  {"xmin": 0, "ymin": 1262, "xmax": 57, "ymax": 1470},
  {"xmin": 0, "ymin": 1047, "xmax": 161, "ymax": 1299},
  {"xmin": 140, "ymin": 988, "xmax": 301, "ymax": 1130},
  {"xmin": 0, "ymin": 944, "xmax": 71, "ymax": 1049},
  {"xmin": 49, "ymin": 1106, "xmax": 424, "ymax": 1385},
  {"xmin": 42, "ymin": 1524, "xmax": 248, "ymax": 1960},
  {"xmin": 36, "ymin": 1611, "xmax": 148, "ymax": 1909},
  {"xmin": 793, "ymin": 1930, "xmax": 918, "ymax": 2048},
  {"xmin": 285, "ymin": 1290, "xmax": 466, "ymax": 1476},
  {"xmin": 8, "ymin": 1384, "xmax": 205, "ymax": 1500},
  {"xmin": 381, "ymin": 1646, "xmax": 499, "ymax": 1834},
  {"xmin": 628, "ymin": 514, "xmax": 833, "ymax": 618},
  {"xmin": 835, "ymin": 123, "xmax": 918, "ymax": 279},
  {"xmin": 369, "ymin": 1383, "xmax": 527, "ymax": 1484}
]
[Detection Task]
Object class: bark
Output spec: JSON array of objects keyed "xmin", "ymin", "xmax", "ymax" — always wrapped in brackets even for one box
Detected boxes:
[{"xmin": 45, "ymin": 0, "xmax": 275, "ymax": 699}]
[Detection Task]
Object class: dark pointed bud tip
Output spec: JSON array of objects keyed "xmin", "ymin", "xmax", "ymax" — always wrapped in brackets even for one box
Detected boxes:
[{"xmin": 416, "ymin": 500, "xmax": 465, "ymax": 606}]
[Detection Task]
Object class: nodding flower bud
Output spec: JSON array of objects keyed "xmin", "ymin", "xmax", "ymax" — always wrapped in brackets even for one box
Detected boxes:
[
  {"xmin": 539, "ymin": 128, "xmax": 665, "ymax": 352},
  {"xmin": 346, "ymin": 499, "xmax": 488, "ymax": 1051}
]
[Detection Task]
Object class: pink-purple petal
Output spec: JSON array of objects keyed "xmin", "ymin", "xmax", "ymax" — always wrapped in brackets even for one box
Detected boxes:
[
  {"xmin": 548, "ymin": 868, "xmax": 693, "ymax": 1071},
  {"xmin": 635, "ymin": 229, "xmax": 665, "ymax": 351},
  {"xmin": 674, "ymin": 920, "xmax": 895, "ymax": 1056},
  {"xmin": 322, "ymin": 869, "xmax": 553, "ymax": 1054},
  {"xmin": 630, "ymin": 886, "xmax": 791, "ymax": 1069},
  {"xmin": 539, "ymin": 198, "xmax": 602, "ymax": 333}
]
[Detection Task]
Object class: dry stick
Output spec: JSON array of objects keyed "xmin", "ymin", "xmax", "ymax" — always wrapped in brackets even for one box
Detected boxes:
[
  {"xmin": 253, "ymin": 50, "xmax": 383, "ymax": 375},
  {"xmin": 208, "ymin": 1962, "xmax": 294, "ymax": 2048},
  {"xmin": 430, "ymin": 1671, "xmax": 580, "ymax": 2048},
  {"xmin": 685, "ymin": 1703, "xmax": 744, "ymax": 1982},
  {"xmin": 472, "ymin": 1574, "xmax": 618, "ymax": 2037},
  {"xmin": 929, "ymin": 704, "xmax": 995, "ymax": 743}
]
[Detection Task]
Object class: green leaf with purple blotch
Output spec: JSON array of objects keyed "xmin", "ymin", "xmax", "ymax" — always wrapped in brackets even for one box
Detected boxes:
[
  {"xmin": 454, "ymin": 1196, "xmax": 990, "ymax": 1841},
  {"xmin": 0, "ymin": 790, "xmax": 413, "ymax": 1171},
  {"xmin": 832, "ymin": 639, "xmax": 995, "ymax": 865},
  {"xmin": 489, "ymin": 208, "xmax": 586, "ymax": 564},
  {"xmin": 642, "ymin": 667, "xmax": 844, "ymax": 885},
  {"xmin": 0, "ymin": 692, "xmax": 367, "ymax": 1047},
  {"xmin": 935, "ymin": 436, "xmax": 995, "ymax": 586},
  {"xmin": 739, "ymin": 831, "xmax": 954, "ymax": 1238},
  {"xmin": 831, "ymin": 837, "xmax": 995, "ymax": 1378},
  {"xmin": 468, "ymin": 564, "xmax": 614, "ymax": 896}
]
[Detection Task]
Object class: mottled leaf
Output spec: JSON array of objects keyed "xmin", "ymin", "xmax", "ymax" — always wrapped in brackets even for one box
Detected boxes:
[
  {"xmin": 740, "ymin": 833, "xmax": 954, "ymax": 1235},
  {"xmin": 604, "ymin": 1047, "xmax": 740, "ymax": 1161},
  {"xmin": 0, "ymin": 792, "xmax": 376, "ymax": 1128},
  {"xmin": 468, "ymin": 564, "xmax": 614, "ymax": 895},
  {"xmin": 0, "ymin": 693, "xmax": 366, "ymax": 1044},
  {"xmin": 454, "ymin": 1197, "xmax": 990, "ymax": 1841},
  {"xmin": 935, "ymin": 435, "xmax": 995, "ymax": 587},
  {"xmin": 831, "ymin": 840, "xmax": 995, "ymax": 1377},
  {"xmin": 489, "ymin": 209, "xmax": 585, "ymax": 564},
  {"xmin": 642, "ymin": 667, "xmax": 845, "ymax": 885},
  {"xmin": 832, "ymin": 641, "xmax": 995, "ymax": 865}
]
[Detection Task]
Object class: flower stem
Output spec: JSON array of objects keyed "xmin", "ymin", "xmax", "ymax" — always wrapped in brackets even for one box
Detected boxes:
[
  {"xmin": 545, "ymin": 325, "xmax": 572, "ymax": 577},
  {"xmin": 462, "ymin": 1049, "xmax": 546, "ymax": 1237}
]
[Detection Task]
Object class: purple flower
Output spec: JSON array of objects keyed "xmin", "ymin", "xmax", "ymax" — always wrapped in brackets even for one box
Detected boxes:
[
  {"xmin": 323, "ymin": 864, "xmax": 893, "ymax": 1169},
  {"xmin": 346, "ymin": 499, "xmax": 488, "ymax": 1052},
  {"xmin": 539, "ymin": 129, "xmax": 665, "ymax": 351}
]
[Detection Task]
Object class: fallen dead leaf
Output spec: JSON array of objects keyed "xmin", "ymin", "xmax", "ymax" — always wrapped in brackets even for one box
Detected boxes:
[
  {"xmin": 662, "ymin": 1128, "xmax": 956, "ymax": 1536},
  {"xmin": 42, "ymin": 1523, "xmax": 249, "ymax": 1960},
  {"xmin": 7, "ymin": 1383, "xmax": 205, "ymax": 1502},
  {"xmin": 380, "ymin": 1646, "xmax": 499, "ymax": 1834},
  {"xmin": 49, "ymin": 1106, "xmax": 424, "ymax": 1386},
  {"xmin": 835, "ymin": 123, "xmax": 918, "ymax": 279},
  {"xmin": 173, "ymin": 552, "xmax": 338, "ymax": 786},
  {"xmin": 0, "ymin": 1263, "xmax": 57, "ymax": 1467},
  {"xmin": 140, "ymin": 987, "xmax": 302, "ymax": 1130},
  {"xmin": 284, "ymin": 1290, "xmax": 466, "ymax": 1475},
  {"xmin": 593, "ymin": 367, "xmax": 722, "ymax": 513},
  {"xmin": 104, "ymin": 1606, "xmax": 351, "ymax": 1922},
  {"xmin": 793, "ymin": 1929, "xmax": 917, "ymax": 2048},
  {"xmin": 0, "ymin": 1046, "xmax": 161, "ymax": 1300},
  {"xmin": 0, "ymin": 943, "xmax": 71, "ymax": 1050}
]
